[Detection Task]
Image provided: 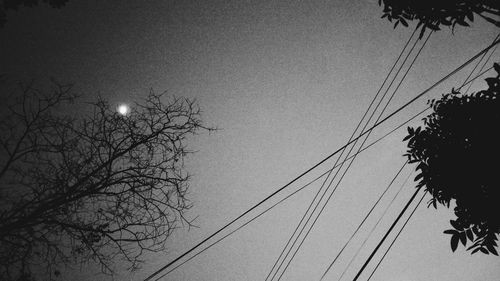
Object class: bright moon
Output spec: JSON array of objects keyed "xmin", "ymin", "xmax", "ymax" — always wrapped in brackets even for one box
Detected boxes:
[{"xmin": 117, "ymin": 104, "xmax": 130, "ymax": 116}]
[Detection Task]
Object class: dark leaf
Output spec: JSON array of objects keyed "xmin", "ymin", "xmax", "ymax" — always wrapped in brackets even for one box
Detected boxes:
[
  {"xmin": 428, "ymin": 24, "xmax": 440, "ymax": 31},
  {"xmin": 400, "ymin": 18, "xmax": 408, "ymax": 27},
  {"xmin": 418, "ymin": 25, "xmax": 426, "ymax": 39},
  {"xmin": 416, "ymin": 162, "xmax": 426, "ymax": 171},
  {"xmin": 466, "ymin": 229, "xmax": 474, "ymax": 241},
  {"xmin": 479, "ymin": 247, "xmax": 489, "ymax": 254},
  {"xmin": 494, "ymin": 63, "xmax": 500, "ymax": 75},
  {"xmin": 414, "ymin": 173, "xmax": 424, "ymax": 182},
  {"xmin": 450, "ymin": 220, "xmax": 460, "ymax": 230},
  {"xmin": 466, "ymin": 11, "xmax": 474, "ymax": 21},
  {"xmin": 472, "ymin": 226, "xmax": 480, "ymax": 236},
  {"xmin": 451, "ymin": 234, "xmax": 459, "ymax": 252},
  {"xmin": 459, "ymin": 231, "xmax": 467, "ymax": 246},
  {"xmin": 487, "ymin": 245, "xmax": 499, "ymax": 256},
  {"xmin": 467, "ymin": 244, "xmax": 477, "ymax": 251},
  {"xmin": 471, "ymin": 247, "xmax": 480, "ymax": 254},
  {"xmin": 444, "ymin": 229, "xmax": 457, "ymax": 235},
  {"xmin": 485, "ymin": 77, "xmax": 497, "ymax": 88}
]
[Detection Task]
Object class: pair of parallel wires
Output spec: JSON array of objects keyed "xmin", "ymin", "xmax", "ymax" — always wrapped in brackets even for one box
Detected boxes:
[
  {"xmin": 143, "ymin": 33, "xmax": 500, "ymax": 281},
  {"xmin": 354, "ymin": 33, "xmax": 500, "ymax": 281},
  {"xmin": 266, "ymin": 28, "xmax": 431, "ymax": 281}
]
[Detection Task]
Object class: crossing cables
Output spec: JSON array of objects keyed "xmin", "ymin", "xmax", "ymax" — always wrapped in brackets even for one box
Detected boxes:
[
  {"xmin": 265, "ymin": 27, "xmax": 422, "ymax": 281},
  {"xmin": 269, "ymin": 30, "xmax": 431, "ymax": 281},
  {"xmin": 143, "ymin": 34, "xmax": 500, "ymax": 281}
]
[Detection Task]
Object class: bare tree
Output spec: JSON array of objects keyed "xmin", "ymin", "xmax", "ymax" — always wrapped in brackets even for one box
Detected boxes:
[{"xmin": 0, "ymin": 78, "xmax": 214, "ymax": 280}]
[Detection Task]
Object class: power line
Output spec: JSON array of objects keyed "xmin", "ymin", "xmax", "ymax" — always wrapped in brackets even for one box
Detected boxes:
[
  {"xmin": 335, "ymin": 171, "xmax": 415, "ymax": 281},
  {"xmin": 319, "ymin": 162, "xmax": 411, "ymax": 280},
  {"xmin": 266, "ymin": 27, "xmax": 420, "ymax": 281},
  {"xmin": 154, "ymin": 43, "xmax": 496, "ymax": 281},
  {"xmin": 320, "ymin": 33, "xmax": 434, "ymax": 281},
  {"xmin": 273, "ymin": 31, "xmax": 432, "ymax": 281},
  {"xmin": 349, "ymin": 33, "xmax": 499, "ymax": 281},
  {"xmin": 366, "ymin": 191, "xmax": 427, "ymax": 281},
  {"xmin": 351, "ymin": 186, "xmax": 423, "ymax": 281},
  {"xmin": 152, "ymin": 109, "xmax": 424, "ymax": 280},
  {"xmin": 351, "ymin": 36, "xmax": 500, "ymax": 281},
  {"xmin": 463, "ymin": 34, "xmax": 499, "ymax": 95},
  {"xmin": 143, "ymin": 37, "xmax": 500, "ymax": 281},
  {"xmin": 325, "ymin": 35, "xmax": 496, "ymax": 281},
  {"xmin": 462, "ymin": 33, "xmax": 499, "ymax": 93}
]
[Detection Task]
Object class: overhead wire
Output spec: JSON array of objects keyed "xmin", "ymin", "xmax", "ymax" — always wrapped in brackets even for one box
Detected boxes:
[
  {"xmin": 273, "ymin": 31, "xmax": 432, "ymax": 281},
  {"xmin": 460, "ymin": 34, "xmax": 499, "ymax": 87},
  {"xmin": 143, "ymin": 36, "xmax": 500, "ymax": 281},
  {"xmin": 319, "ymin": 162, "xmax": 412, "ymax": 280},
  {"xmin": 321, "ymin": 32, "xmax": 435, "ymax": 280},
  {"xmin": 156, "ymin": 27, "xmax": 420, "ymax": 281},
  {"xmin": 152, "ymin": 37, "xmax": 497, "ymax": 281},
  {"xmin": 152, "ymin": 108, "xmax": 423, "ymax": 280},
  {"xmin": 366, "ymin": 191, "xmax": 427, "ymax": 281},
  {"xmin": 329, "ymin": 64, "xmax": 491, "ymax": 280},
  {"xmin": 351, "ymin": 186, "xmax": 423, "ymax": 281},
  {"xmin": 351, "ymin": 34, "xmax": 500, "ymax": 281},
  {"xmin": 462, "ymin": 34, "xmax": 499, "ymax": 94},
  {"xmin": 320, "ymin": 164, "xmax": 413, "ymax": 280},
  {"xmin": 265, "ymin": 27, "xmax": 420, "ymax": 281},
  {"xmin": 355, "ymin": 33, "xmax": 500, "ymax": 281}
]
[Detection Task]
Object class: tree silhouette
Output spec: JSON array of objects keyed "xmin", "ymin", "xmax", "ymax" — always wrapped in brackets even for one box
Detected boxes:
[
  {"xmin": 1, "ymin": 0, "xmax": 69, "ymax": 27},
  {"xmin": 379, "ymin": 0, "xmax": 500, "ymax": 38},
  {"xmin": 404, "ymin": 63, "xmax": 500, "ymax": 255},
  {"xmin": 0, "ymin": 78, "xmax": 213, "ymax": 281}
]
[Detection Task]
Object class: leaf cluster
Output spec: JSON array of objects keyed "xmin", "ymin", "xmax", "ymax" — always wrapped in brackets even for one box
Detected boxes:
[
  {"xmin": 403, "ymin": 63, "xmax": 500, "ymax": 255},
  {"xmin": 379, "ymin": 0, "xmax": 500, "ymax": 38}
]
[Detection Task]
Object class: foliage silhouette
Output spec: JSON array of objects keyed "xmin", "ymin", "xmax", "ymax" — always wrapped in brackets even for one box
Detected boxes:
[
  {"xmin": 404, "ymin": 62, "xmax": 500, "ymax": 255},
  {"xmin": 379, "ymin": 0, "xmax": 500, "ymax": 38},
  {"xmin": 0, "ymin": 78, "xmax": 213, "ymax": 280},
  {"xmin": 1, "ymin": 0, "xmax": 69, "ymax": 27}
]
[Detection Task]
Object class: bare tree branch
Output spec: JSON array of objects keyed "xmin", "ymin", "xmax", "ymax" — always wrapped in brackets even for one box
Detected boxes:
[{"xmin": 0, "ymin": 78, "xmax": 215, "ymax": 280}]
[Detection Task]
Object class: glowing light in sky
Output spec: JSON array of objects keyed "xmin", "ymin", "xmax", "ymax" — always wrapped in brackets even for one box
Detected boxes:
[{"xmin": 117, "ymin": 104, "xmax": 130, "ymax": 116}]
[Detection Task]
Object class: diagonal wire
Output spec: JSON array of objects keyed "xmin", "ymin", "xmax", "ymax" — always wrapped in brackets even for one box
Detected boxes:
[
  {"xmin": 268, "ymin": 27, "xmax": 422, "ymax": 281},
  {"xmin": 322, "ymin": 33, "xmax": 434, "ymax": 281},
  {"xmin": 351, "ymin": 186, "xmax": 424, "ymax": 281},
  {"xmin": 274, "ymin": 31, "xmax": 432, "ymax": 281},
  {"xmin": 351, "ymin": 35, "xmax": 500, "ymax": 281},
  {"xmin": 460, "ymin": 34, "xmax": 499, "ymax": 87},
  {"xmin": 365, "ymin": 191, "xmax": 427, "ymax": 281},
  {"xmin": 353, "ymin": 33, "xmax": 499, "ymax": 281},
  {"xmin": 153, "ymin": 108, "xmax": 424, "ymax": 280},
  {"xmin": 462, "ymin": 34, "xmax": 499, "ymax": 95},
  {"xmin": 264, "ymin": 27, "xmax": 420, "ymax": 281},
  {"xmin": 154, "ymin": 39, "xmax": 496, "ymax": 281},
  {"xmin": 335, "ymin": 169, "xmax": 414, "ymax": 281},
  {"xmin": 320, "ymin": 164, "xmax": 413, "ymax": 280},
  {"xmin": 329, "ymin": 48, "xmax": 495, "ymax": 281},
  {"xmin": 145, "ymin": 36, "xmax": 500, "ymax": 281}
]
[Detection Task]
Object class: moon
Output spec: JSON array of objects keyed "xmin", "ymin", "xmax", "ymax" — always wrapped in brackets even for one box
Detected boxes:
[{"xmin": 117, "ymin": 104, "xmax": 130, "ymax": 116}]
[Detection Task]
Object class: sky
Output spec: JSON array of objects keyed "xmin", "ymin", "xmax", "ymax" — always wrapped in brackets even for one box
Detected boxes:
[{"xmin": 1, "ymin": 1, "xmax": 499, "ymax": 281}]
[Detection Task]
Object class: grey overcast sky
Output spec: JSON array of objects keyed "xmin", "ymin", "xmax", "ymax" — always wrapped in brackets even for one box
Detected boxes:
[{"xmin": 1, "ymin": 1, "xmax": 499, "ymax": 281}]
